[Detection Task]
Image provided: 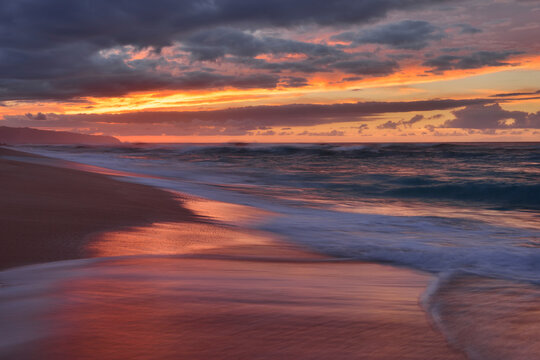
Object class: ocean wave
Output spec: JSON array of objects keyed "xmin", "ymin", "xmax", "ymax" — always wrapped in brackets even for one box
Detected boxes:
[
  {"xmin": 258, "ymin": 205, "xmax": 540, "ymax": 284},
  {"xmin": 18, "ymin": 143, "xmax": 540, "ymax": 211},
  {"xmin": 422, "ymin": 271, "xmax": 540, "ymax": 360},
  {"xmin": 386, "ymin": 182, "xmax": 540, "ymax": 210}
]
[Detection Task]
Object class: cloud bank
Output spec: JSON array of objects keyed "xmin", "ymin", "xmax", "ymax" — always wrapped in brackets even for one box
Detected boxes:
[{"xmin": 3, "ymin": 98, "xmax": 495, "ymax": 136}]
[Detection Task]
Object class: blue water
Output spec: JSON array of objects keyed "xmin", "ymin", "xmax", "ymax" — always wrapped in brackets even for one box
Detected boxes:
[{"xmin": 19, "ymin": 142, "xmax": 540, "ymax": 283}]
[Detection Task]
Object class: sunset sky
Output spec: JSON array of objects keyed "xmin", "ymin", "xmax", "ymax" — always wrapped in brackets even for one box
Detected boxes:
[{"xmin": 1, "ymin": 0, "xmax": 539, "ymax": 142}]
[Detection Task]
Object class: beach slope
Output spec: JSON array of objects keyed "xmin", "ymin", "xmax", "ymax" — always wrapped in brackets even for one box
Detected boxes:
[
  {"xmin": 0, "ymin": 147, "xmax": 193, "ymax": 269},
  {"xmin": 0, "ymin": 148, "xmax": 465, "ymax": 359}
]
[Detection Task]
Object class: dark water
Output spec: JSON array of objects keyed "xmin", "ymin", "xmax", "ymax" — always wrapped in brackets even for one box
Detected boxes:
[{"xmin": 165, "ymin": 142, "xmax": 540, "ymax": 210}]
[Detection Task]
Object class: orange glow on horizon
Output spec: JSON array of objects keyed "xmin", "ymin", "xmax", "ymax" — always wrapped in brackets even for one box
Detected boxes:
[
  {"xmin": 1, "ymin": 54, "xmax": 538, "ymax": 118},
  {"xmin": 74, "ymin": 54, "xmax": 540, "ymax": 114},
  {"xmin": 1, "ymin": 52, "xmax": 539, "ymax": 143}
]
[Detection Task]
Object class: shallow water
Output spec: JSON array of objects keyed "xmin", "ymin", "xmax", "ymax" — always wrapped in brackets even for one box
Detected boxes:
[
  {"xmin": 0, "ymin": 256, "xmax": 462, "ymax": 360},
  {"xmin": 426, "ymin": 274, "xmax": 540, "ymax": 360}
]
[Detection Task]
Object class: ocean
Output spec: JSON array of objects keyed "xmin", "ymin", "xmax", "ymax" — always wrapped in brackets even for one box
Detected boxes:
[
  {"xmin": 19, "ymin": 142, "xmax": 540, "ymax": 281},
  {"xmin": 7, "ymin": 142, "xmax": 540, "ymax": 358}
]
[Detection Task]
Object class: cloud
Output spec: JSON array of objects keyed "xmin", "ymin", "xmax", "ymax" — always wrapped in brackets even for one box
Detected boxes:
[
  {"xmin": 423, "ymin": 51, "xmax": 522, "ymax": 73},
  {"xmin": 376, "ymin": 114, "xmax": 424, "ymax": 129},
  {"xmin": 357, "ymin": 124, "xmax": 369, "ymax": 133},
  {"xmin": 0, "ymin": 70, "xmax": 285, "ymax": 101},
  {"xmin": 377, "ymin": 120, "xmax": 400, "ymax": 129},
  {"xmin": 297, "ymin": 130, "xmax": 345, "ymax": 136},
  {"xmin": 332, "ymin": 59, "xmax": 399, "ymax": 76},
  {"xmin": 256, "ymin": 130, "xmax": 276, "ymax": 136},
  {"xmin": 490, "ymin": 90, "xmax": 540, "ymax": 97},
  {"xmin": 402, "ymin": 114, "xmax": 424, "ymax": 127},
  {"xmin": 333, "ymin": 20, "xmax": 445, "ymax": 50},
  {"xmin": 3, "ymin": 98, "xmax": 493, "ymax": 136},
  {"xmin": 279, "ymin": 76, "xmax": 309, "ymax": 87},
  {"xmin": 236, "ymin": 57, "xmax": 331, "ymax": 74},
  {"xmin": 1, "ymin": 0, "xmax": 450, "ymax": 50},
  {"xmin": 456, "ymin": 24, "xmax": 482, "ymax": 34},
  {"xmin": 181, "ymin": 28, "xmax": 341, "ymax": 61},
  {"xmin": 0, "ymin": 0, "xmax": 452, "ymax": 101},
  {"xmin": 236, "ymin": 52, "xmax": 394, "ymax": 76},
  {"xmin": 25, "ymin": 112, "xmax": 47, "ymax": 120},
  {"xmin": 443, "ymin": 103, "xmax": 540, "ymax": 129}
]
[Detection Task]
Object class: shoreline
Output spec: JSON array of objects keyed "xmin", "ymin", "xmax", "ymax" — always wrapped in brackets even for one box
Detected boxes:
[
  {"xmin": 1, "ymin": 255, "xmax": 466, "ymax": 360},
  {"xmin": 0, "ymin": 147, "xmax": 466, "ymax": 359},
  {"xmin": 0, "ymin": 147, "xmax": 196, "ymax": 270}
]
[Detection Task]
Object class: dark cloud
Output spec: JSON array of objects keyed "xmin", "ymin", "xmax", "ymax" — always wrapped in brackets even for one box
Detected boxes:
[
  {"xmin": 490, "ymin": 90, "xmax": 540, "ymax": 97},
  {"xmin": 357, "ymin": 124, "xmax": 369, "ymax": 133},
  {"xmin": 333, "ymin": 20, "xmax": 445, "ymax": 50},
  {"xmin": 278, "ymin": 76, "xmax": 309, "ymax": 87},
  {"xmin": 297, "ymin": 130, "xmax": 345, "ymax": 136},
  {"xmin": 67, "ymin": 98, "xmax": 493, "ymax": 124},
  {"xmin": 3, "ymin": 98, "xmax": 492, "ymax": 136},
  {"xmin": 342, "ymin": 76, "xmax": 364, "ymax": 82},
  {"xmin": 176, "ymin": 71, "xmax": 281, "ymax": 90},
  {"xmin": 0, "ymin": 70, "xmax": 284, "ymax": 101},
  {"xmin": 256, "ymin": 130, "xmax": 276, "ymax": 136},
  {"xmin": 441, "ymin": 47, "xmax": 465, "ymax": 53},
  {"xmin": 197, "ymin": 50, "xmax": 396, "ymax": 77},
  {"xmin": 432, "ymin": 130, "xmax": 467, "ymax": 136},
  {"xmin": 376, "ymin": 114, "xmax": 423, "ymax": 129},
  {"xmin": 236, "ymin": 57, "xmax": 330, "ymax": 74},
  {"xmin": 456, "ymin": 24, "xmax": 482, "ymax": 34},
  {"xmin": 1, "ymin": 0, "xmax": 450, "ymax": 49},
  {"xmin": 332, "ymin": 59, "xmax": 399, "ymax": 76},
  {"xmin": 443, "ymin": 103, "xmax": 540, "ymax": 129},
  {"xmin": 377, "ymin": 120, "xmax": 400, "ymax": 129},
  {"xmin": 423, "ymin": 51, "xmax": 523, "ymax": 73},
  {"xmin": 181, "ymin": 28, "xmax": 341, "ymax": 61},
  {"xmin": 236, "ymin": 52, "xmax": 366, "ymax": 75},
  {"xmin": 402, "ymin": 114, "xmax": 424, "ymax": 127},
  {"xmin": 0, "ymin": 0, "xmax": 452, "ymax": 101},
  {"xmin": 25, "ymin": 112, "xmax": 47, "ymax": 120}
]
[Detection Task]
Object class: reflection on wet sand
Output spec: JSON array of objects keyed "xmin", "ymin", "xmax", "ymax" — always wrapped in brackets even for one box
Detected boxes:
[
  {"xmin": 181, "ymin": 195, "xmax": 277, "ymax": 226},
  {"xmin": 86, "ymin": 222, "xmax": 276, "ymax": 257},
  {"xmin": 428, "ymin": 275, "xmax": 540, "ymax": 360},
  {"xmin": 0, "ymin": 191, "xmax": 463, "ymax": 359},
  {"xmin": 85, "ymin": 195, "xmax": 317, "ymax": 260},
  {"xmin": 0, "ymin": 257, "xmax": 465, "ymax": 360},
  {"xmin": 85, "ymin": 220, "xmax": 319, "ymax": 260}
]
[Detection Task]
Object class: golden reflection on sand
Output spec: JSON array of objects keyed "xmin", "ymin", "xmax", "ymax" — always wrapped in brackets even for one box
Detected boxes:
[
  {"xmin": 86, "ymin": 194, "xmax": 315, "ymax": 259},
  {"xmin": 86, "ymin": 221, "xmax": 289, "ymax": 257},
  {"xmin": 180, "ymin": 195, "xmax": 277, "ymax": 226}
]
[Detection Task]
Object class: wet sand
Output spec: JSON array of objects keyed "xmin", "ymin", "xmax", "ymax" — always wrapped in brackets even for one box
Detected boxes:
[
  {"xmin": 428, "ymin": 275, "xmax": 540, "ymax": 360},
  {"xmin": 0, "ymin": 147, "xmax": 194, "ymax": 269},
  {"xmin": 0, "ymin": 148, "xmax": 465, "ymax": 359}
]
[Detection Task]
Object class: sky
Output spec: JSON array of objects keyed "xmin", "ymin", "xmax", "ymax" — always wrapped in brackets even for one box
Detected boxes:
[{"xmin": 1, "ymin": 0, "xmax": 539, "ymax": 142}]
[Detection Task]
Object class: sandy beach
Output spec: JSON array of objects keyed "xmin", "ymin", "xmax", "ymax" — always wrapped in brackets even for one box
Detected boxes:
[
  {"xmin": 0, "ymin": 147, "xmax": 194, "ymax": 270},
  {"xmin": 0, "ymin": 148, "xmax": 465, "ymax": 359}
]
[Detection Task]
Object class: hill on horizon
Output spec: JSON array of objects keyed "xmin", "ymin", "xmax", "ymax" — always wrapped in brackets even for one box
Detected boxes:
[{"xmin": 0, "ymin": 126, "xmax": 121, "ymax": 145}]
